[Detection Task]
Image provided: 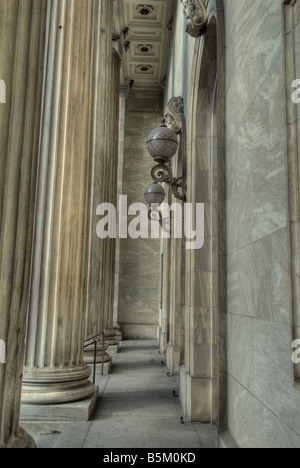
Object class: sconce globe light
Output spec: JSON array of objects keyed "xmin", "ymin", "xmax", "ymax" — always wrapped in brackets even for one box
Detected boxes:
[
  {"xmin": 144, "ymin": 182, "xmax": 166, "ymax": 206},
  {"xmin": 145, "ymin": 118, "xmax": 186, "ymax": 203},
  {"xmin": 146, "ymin": 123, "xmax": 178, "ymax": 163}
]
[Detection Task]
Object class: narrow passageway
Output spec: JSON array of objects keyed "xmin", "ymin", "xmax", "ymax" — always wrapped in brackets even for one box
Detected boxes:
[
  {"xmin": 24, "ymin": 341, "xmax": 216, "ymax": 448},
  {"xmin": 84, "ymin": 341, "xmax": 216, "ymax": 449}
]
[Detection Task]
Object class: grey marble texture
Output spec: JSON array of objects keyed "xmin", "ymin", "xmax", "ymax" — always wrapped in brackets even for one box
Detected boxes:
[
  {"xmin": 118, "ymin": 109, "xmax": 162, "ymax": 339},
  {"xmin": 224, "ymin": 0, "xmax": 298, "ymax": 449},
  {"xmin": 225, "ymin": 0, "xmax": 283, "ymax": 141}
]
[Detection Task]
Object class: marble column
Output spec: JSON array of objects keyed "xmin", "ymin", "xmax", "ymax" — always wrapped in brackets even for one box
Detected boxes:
[
  {"xmin": 166, "ymin": 228, "xmax": 183, "ymax": 375},
  {"xmin": 104, "ymin": 46, "xmax": 121, "ymax": 352},
  {"xmin": 166, "ymin": 129, "xmax": 185, "ymax": 375},
  {"xmin": 21, "ymin": 0, "xmax": 96, "ymax": 407},
  {"xmin": 112, "ymin": 85, "xmax": 128, "ymax": 344},
  {"xmin": 0, "ymin": 0, "xmax": 48, "ymax": 448},
  {"xmin": 180, "ymin": 19, "xmax": 222, "ymax": 424},
  {"xmin": 84, "ymin": 2, "xmax": 120, "ymax": 367},
  {"xmin": 160, "ymin": 217, "xmax": 171, "ymax": 354}
]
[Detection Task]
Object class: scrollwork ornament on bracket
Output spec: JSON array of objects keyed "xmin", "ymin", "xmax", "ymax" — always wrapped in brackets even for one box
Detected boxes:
[
  {"xmin": 165, "ymin": 97, "xmax": 184, "ymax": 135},
  {"xmin": 151, "ymin": 164, "xmax": 186, "ymax": 202},
  {"xmin": 181, "ymin": 0, "xmax": 208, "ymax": 38},
  {"xmin": 148, "ymin": 208, "xmax": 171, "ymax": 234}
]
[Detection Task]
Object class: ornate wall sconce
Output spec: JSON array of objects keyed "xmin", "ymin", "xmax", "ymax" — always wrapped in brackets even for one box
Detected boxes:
[
  {"xmin": 145, "ymin": 120, "xmax": 186, "ymax": 204},
  {"xmin": 144, "ymin": 183, "xmax": 171, "ymax": 233},
  {"xmin": 144, "ymin": 97, "xmax": 186, "ymax": 209}
]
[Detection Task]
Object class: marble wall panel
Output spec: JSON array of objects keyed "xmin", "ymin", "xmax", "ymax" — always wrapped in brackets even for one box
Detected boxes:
[
  {"xmin": 275, "ymin": 419, "xmax": 300, "ymax": 449},
  {"xmin": 118, "ymin": 109, "xmax": 162, "ymax": 339},
  {"xmin": 252, "ymin": 320, "xmax": 300, "ymax": 436},
  {"xmin": 121, "ymin": 324, "xmax": 158, "ymax": 340},
  {"xmin": 252, "ymin": 143, "xmax": 287, "ymax": 242},
  {"xmin": 118, "ymin": 300, "xmax": 160, "ymax": 325},
  {"xmin": 226, "ymin": 0, "xmax": 283, "ymax": 141},
  {"xmin": 228, "ymin": 375, "xmax": 279, "ymax": 449},
  {"xmin": 225, "ymin": 0, "xmax": 296, "ymax": 448},
  {"xmin": 227, "ymin": 315, "xmax": 254, "ymax": 391},
  {"xmin": 227, "ymin": 176, "xmax": 253, "ymax": 254}
]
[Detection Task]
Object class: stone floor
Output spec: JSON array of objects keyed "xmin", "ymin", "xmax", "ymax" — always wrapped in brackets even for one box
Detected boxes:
[{"xmin": 23, "ymin": 340, "xmax": 217, "ymax": 449}]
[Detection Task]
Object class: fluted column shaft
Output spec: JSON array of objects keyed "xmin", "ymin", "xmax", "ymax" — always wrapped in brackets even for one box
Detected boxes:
[
  {"xmin": 113, "ymin": 86, "xmax": 127, "ymax": 342},
  {"xmin": 85, "ymin": 4, "xmax": 121, "ymax": 361},
  {"xmin": 103, "ymin": 48, "xmax": 121, "ymax": 346},
  {"xmin": 0, "ymin": 0, "xmax": 48, "ymax": 447},
  {"xmin": 22, "ymin": 0, "xmax": 96, "ymax": 405}
]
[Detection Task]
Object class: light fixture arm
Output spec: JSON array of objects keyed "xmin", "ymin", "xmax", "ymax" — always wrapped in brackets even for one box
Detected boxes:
[
  {"xmin": 151, "ymin": 163, "xmax": 186, "ymax": 202},
  {"xmin": 148, "ymin": 207, "xmax": 171, "ymax": 234}
]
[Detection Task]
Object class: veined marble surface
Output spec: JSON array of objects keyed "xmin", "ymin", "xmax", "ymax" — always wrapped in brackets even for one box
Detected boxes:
[
  {"xmin": 118, "ymin": 109, "xmax": 162, "ymax": 339},
  {"xmin": 226, "ymin": 0, "xmax": 299, "ymax": 448}
]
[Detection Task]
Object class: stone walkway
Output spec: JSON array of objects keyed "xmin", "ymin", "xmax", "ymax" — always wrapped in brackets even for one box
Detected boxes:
[{"xmin": 23, "ymin": 341, "xmax": 217, "ymax": 448}]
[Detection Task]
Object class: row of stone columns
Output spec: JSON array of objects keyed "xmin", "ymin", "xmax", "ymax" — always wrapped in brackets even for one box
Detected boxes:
[{"xmin": 0, "ymin": 0, "xmax": 122, "ymax": 446}]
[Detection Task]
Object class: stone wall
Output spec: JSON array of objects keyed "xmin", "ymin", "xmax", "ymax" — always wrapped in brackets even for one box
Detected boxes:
[
  {"xmin": 117, "ymin": 97, "xmax": 162, "ymax": 340},
  {"xmin": 163, "ymin": 0, "xmax": 300, "ymax": 447},
  {"xmin": 225, "ymin": 0, "xmax": 300, "ymax": 448}
]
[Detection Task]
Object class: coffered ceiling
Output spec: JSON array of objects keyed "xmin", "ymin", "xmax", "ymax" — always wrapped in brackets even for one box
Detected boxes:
[{"xmin": 116, "ymin": 0, "xmax": 176, "ymax": 95}]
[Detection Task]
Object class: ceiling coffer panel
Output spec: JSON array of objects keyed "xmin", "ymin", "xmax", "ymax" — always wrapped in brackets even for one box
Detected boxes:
[{"xmin": 120, "ymin": 0, "xmax": 175, "ymax": 92}]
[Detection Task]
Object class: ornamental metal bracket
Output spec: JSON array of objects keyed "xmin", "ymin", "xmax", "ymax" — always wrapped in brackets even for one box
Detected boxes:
[
  {"xmin": 148, "ymin": 208, "xmax": 171, "ymax": 234},
  {"xmin": 165, "ymin": 97, "xmax": 184, "ymax": 135},
  {"xmin": 151, "ymin": 163, "xmax": 186, "ymax": 202},
  {"xmin": 181, "ymin": 0, "xmax": 208, "ymax": 38}
]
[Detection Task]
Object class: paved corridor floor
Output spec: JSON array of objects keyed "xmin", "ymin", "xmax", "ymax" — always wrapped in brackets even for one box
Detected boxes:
[{"xmin": 23, "ymin": 341, "xmax": 217, "ymax": 448}]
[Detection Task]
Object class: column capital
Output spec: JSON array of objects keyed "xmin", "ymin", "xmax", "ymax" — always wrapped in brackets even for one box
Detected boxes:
[{"xmin": 112, "ymin": 38, "xmax": 123, "ymax": 60}]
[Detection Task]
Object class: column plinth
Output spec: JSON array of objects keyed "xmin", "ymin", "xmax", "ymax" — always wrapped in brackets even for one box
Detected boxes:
[{"xmin": 22, "ymin": 366, "xmax": 94, "ymax": 405}]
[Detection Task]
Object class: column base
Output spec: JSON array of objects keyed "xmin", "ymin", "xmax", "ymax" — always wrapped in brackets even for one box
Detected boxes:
[
  {"xmin": 22, "ymin": 365, "xmax": 95, "ymax": 405},
  {"xmin": 107, "ymin": 343, "xmax": 119, "ymax": 355},
  {"xmin": 84, "ymin": 345, "xmax": 112, "ymax": 365},
  {"xmin": 20, "ymin": 387, "xmax": 99, "ymax": 422},
  {"xmin": 160, "ymin": 331, "xmax": 167, "ymax": 354},
  {"xmin": 88, "ymin": 361, "xmax": 112, "ymax": 377},
  {"xmin": 114, "ymin": 330, "xmax": 123, "ymax": 342},
  {"xmin": 5, "ymin": 428, "xmax": 36, "ymax": 449},
  {"xmin": 104, "ymin": 329, "xmax": 119, "ymax": 348},
  {"xmin": 179, "ymin": 365, "xmax": 213, "ymax": 423},
  {"xmin": 101, "ymin": 360, "xmax": 112, "ymax": 376},
  {"xmin": 166, "ymin": 343, "xmax": 180, "ymax": 375},
  {"xmin": 113, "ymin": 322, "xmax": 123, "ymax": 342}
]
